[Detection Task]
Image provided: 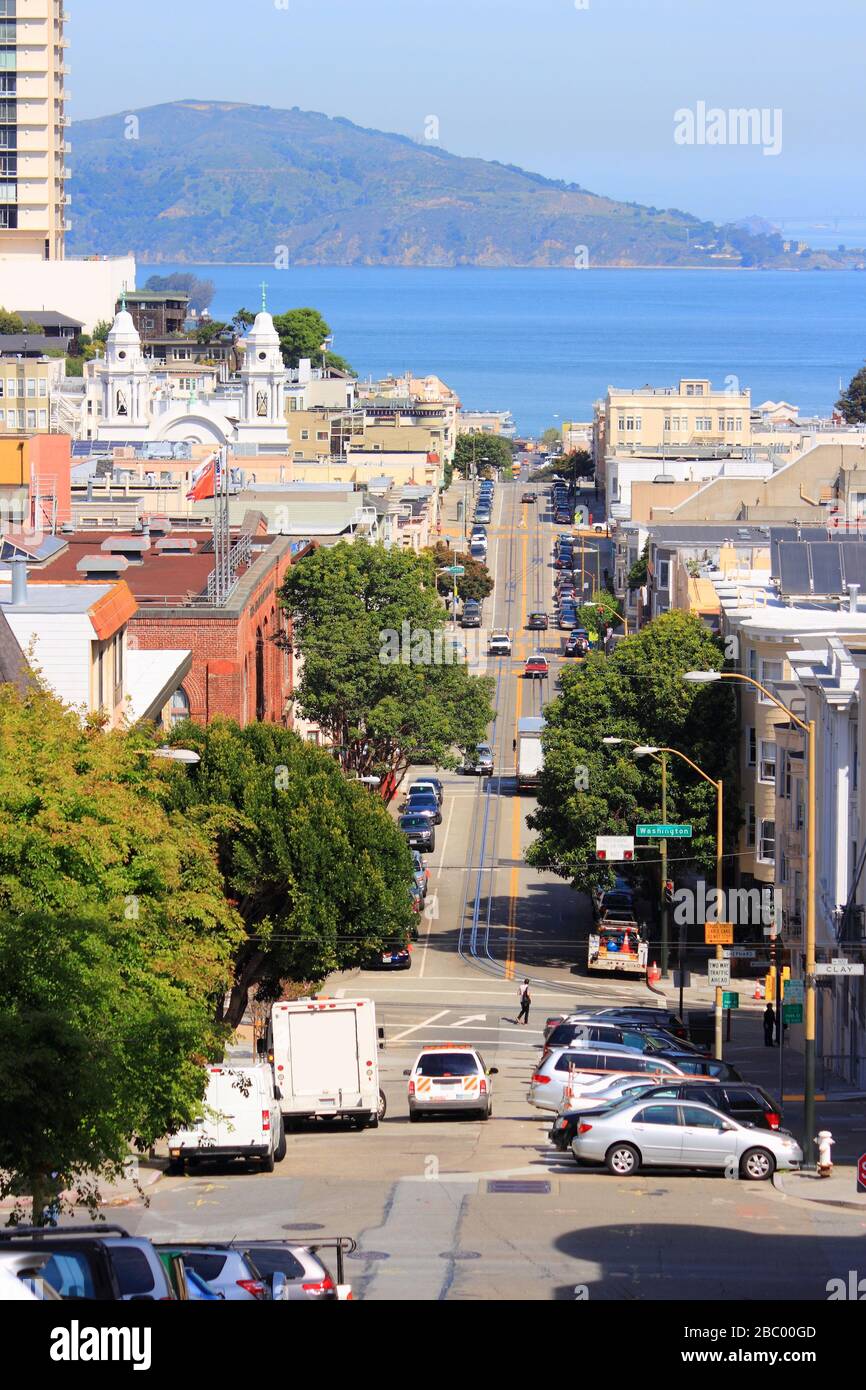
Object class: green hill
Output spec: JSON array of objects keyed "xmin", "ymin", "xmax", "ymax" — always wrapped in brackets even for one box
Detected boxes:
[{"xmin": 67, "ymin": 100, "xmax": 862, "ymax": 269}]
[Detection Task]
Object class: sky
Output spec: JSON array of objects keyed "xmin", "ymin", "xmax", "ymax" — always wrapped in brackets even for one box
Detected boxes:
[{"xmin": 70, "ymin": 0, "xmax": 866, "ymax": 229}]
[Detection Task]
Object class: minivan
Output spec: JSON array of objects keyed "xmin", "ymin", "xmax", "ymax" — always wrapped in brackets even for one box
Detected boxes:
[
  {"xmin": 528, "ymin": 1046, "xmax": 685, "ymax": 1112},
  {"xmin": 167, "ymin": 1064, "xmax": 286, "ymax": 1174}
]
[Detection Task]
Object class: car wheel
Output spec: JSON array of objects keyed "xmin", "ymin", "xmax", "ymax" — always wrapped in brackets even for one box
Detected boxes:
[
  {"xmin": 377, "ymin": 1089, "xmax": 387, "ymax": 1121},
  {"xmin": 274, "ymin": 1120, "xmax": 287, "ymax": 1163},
  {"xmin": 479, "ymin": 1106, "xmax": 490, "ymax": 1121},
  {"xmin": 166, "ymin": 1158, "xmax": 185, "ymax": 1177},
  {"xmin": 261, "ymin": 1145, "xmax": 276, "ymax": 1173},
  {"xmin": 740, "ymin": 1147, "xmax": 775, "ymax": 1181},
  {"xmin": 409, "ymin": 1110, "xmax": 422, "ymax": 1123},
  {"xmin": 605, "ymin": 1143, "xmax": 640, "ymax": 1176}
]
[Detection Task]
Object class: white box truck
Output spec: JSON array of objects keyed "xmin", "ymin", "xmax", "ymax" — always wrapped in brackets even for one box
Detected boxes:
[
  {"xmin": 267, "ymin": 997, "xmax": 385, "ymax": 1129},
  {"xmin": 517, "ymin": 716, "xmax": 545, "ymax": 790},
  {"xmin": 166, "ymin": 1064, "xmax": 286, "ymax": 1174}
]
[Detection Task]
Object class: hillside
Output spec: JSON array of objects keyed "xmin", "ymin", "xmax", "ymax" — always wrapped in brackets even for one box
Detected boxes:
[{"xmin": 67, "ymin": 100, "xmax": 862, "ymax": 269}]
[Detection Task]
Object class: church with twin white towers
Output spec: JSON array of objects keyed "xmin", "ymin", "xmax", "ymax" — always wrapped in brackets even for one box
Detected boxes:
[{"xmin": 81, "ymin": 289, "xmax": 290, "ymax": 452}]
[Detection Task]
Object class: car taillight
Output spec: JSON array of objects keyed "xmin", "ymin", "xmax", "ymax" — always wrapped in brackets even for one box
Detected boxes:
[
  {"xmin": 578, "ymin": 1123, "xmax": 593, "ymax": 1134},
  {"xmin": 531, "ymin": 1073, "xmax": 550, "ymax": 1084},
  {"xmin": 302, "ymin": 1277, "xmax": 336, "ymax": 1296},
  {"xmin": 767, "ymin": 1112, "xmax": 781, "ymax": 1130},
  {"xmin": 237, "ymin": 1279, "xmax": 266, "ymax": 1299},
  {"xmin": 479, "ymin": 1079, "xmax": 487, "ymax": 1093},
  {"xmin": 262, "ymin": 1109, "xmax": 270, "ymax": 1131},
  {"xmin": 408, "ymin": 1080, "xmax": 415, "ymax": 1096}
]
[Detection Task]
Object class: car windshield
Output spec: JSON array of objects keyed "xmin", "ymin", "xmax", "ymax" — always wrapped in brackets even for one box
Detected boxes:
[
  {"xmin": 401, "ymin": 816, "xmax": 429, "ymax": 829},
  {"xmin": 416, "ymin": 1053, "xmax": 480, "ymax": 1077}
]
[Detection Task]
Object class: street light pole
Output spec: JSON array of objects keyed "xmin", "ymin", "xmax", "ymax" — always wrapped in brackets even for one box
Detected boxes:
[
  {"xmin": 683, "ymin": 670, "xmax": 817, "ymax": 1163},
  {"xmin": 660, "ymin": 750, "xmax": 669, "ymax": 979}
]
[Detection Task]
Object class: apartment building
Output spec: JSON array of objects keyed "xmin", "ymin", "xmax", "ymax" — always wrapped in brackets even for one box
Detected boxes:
[
  {"xmin": 599, "ymin": 379, "xmax": 752, "ymax": 454},
  {"xmin": 0, "ymin": 0, "xmax": 68, "ymax": 260},
  {"xmin": 0, "ymin": 348, "xmax": 65, "ymax": 433}
]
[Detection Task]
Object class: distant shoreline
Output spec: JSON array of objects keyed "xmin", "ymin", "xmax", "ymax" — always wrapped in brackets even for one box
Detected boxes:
[{"xmin": 131, "ymin": 262, "xmax": 865, "ymax": 272}]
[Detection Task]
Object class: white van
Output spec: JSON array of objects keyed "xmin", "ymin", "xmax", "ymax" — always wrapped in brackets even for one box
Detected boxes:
[
  {"xmin": 268, "ymin": 997, "xmax": 384, "ymax": 1129},
  {"xmin": 167, "ymin": 1064, "xmax": 286, "ymax": 1174}
]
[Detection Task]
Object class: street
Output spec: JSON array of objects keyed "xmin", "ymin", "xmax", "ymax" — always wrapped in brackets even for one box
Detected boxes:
[{"xmin": 104, "ymin": 478, "xmax": 866, "ymax": 1302}]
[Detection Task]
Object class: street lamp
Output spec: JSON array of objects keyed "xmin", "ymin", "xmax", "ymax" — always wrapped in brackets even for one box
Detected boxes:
[
  {"xmin": 152, "ymin": 746, "xmax": 201, "ymax": 764},
  {"xmin": 633, "ymin": 743, "xmax": 724, "ymax": 1057},
  {"xmin": 684, "ymin": 668, "xmax": 817, "ymax": 1166}
]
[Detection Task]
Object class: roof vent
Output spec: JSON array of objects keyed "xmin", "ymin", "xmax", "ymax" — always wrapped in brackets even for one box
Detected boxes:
[
  {"xmin": 77, "ymin": 554, "xmax": 130, "ymax": 580},
  {"xmin": 155, "ymin": 536, "xmax": 198, "ymax": 554},
  {"xmin": 100, "ymin": 536, "xmax": 150, "ymax": 564}
]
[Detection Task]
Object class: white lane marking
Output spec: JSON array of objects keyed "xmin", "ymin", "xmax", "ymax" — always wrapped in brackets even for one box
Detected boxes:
[
  {"xmin": 453, "ymin": 1013, "xmax": 488, "ymax": 1026},
  {"xmin": 419, "ymin": 796, "xmax": 456, "ymax": 979},
  {"xmin": 334, "ymin": 988, "xmax": 346, "ymax": 999},
  {"xmin": 389, "ymin": 1009, "xmax": 451, "ymax": 1043}
]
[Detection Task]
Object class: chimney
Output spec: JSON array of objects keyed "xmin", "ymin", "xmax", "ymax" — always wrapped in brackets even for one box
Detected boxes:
[
  {"xmin": 10, "ymin": 556, "xmax": 27, "ymax": 606},
  {"xmin": 849, "ymin": 582, "xmax": 860, "ymax": 614}
]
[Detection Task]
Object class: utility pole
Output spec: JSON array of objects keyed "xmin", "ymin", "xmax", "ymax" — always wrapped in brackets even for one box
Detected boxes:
[{"xmin": 660, "ymin": 751, "xmax": 669, "ymax": 978}]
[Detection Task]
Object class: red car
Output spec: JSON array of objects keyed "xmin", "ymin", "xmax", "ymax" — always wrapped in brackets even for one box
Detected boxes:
[{"xmin": 524, "ymin": 655, "xmax": 550, "ymax": 679}]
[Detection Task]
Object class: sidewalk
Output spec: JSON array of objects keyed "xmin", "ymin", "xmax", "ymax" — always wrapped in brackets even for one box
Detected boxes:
[
  {"xmin": 773, "ymin": 1167, "xmax": 866, "ymax": 1212},
  {"xmin": 0, "ymin": 1158, "xmax": 165, "ymax": 1215}
]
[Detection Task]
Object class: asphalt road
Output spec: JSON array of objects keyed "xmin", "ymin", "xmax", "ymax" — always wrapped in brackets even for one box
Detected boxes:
[{"xmin": 121, "ymin": 479, "xmax": 865, "ymax": 1302}]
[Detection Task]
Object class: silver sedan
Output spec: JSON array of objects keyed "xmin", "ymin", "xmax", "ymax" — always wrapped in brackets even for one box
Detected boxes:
[{"xmin": 570, "ymin": 1098, "xmax": 802, "ymax": 1180}]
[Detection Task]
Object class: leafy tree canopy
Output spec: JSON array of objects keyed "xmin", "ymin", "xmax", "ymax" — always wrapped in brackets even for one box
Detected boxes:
[
  {"xmin": 429, "ymin": 540, "xmax": 494, "ymax": 604},
  {"xmin": 144, "ymin": 272, "xmax": 215, "ymax": 314},
  {"xmin": 278, "ymin": 541, "xmax": 496, "ymax": 784},
  {"xmin": 453, "ymin": 433, "xmax": 514, "ymax": 478},
  {"xmin": 526, "ymin": 611, "xmax": 738, "ymax": 895},
  {"xmin": 836, "ymin": 364, "xmax": 866, "ymax": 424},
  {"xmin": 272, "ymin": 307, "xmax": 355, "ymax": 376},
  {"xmin": 164, "ymin": 719, "xmax": 418, "ymax": 1026}
]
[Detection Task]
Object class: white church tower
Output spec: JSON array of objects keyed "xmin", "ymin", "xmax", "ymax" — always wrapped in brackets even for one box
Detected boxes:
[
  {"xmin": 99, "ymin": 297, "xmax": 152, "ymax": 438},
  {"xmin": 239, "ymin": 285, "xmax": 288, "ymax": 449}
]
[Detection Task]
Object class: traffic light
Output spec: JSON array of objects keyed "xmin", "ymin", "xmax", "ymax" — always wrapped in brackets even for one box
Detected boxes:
[{"xmin": 664, "ymin": 880, "xmax": 674, "ymax": 905}]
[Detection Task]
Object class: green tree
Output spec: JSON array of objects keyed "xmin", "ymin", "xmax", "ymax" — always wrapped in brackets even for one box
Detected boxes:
[
  {"xmin": 233, "ymin": 308, "xmax": 256, "ymax": 333},
  {"xmin": 0, "ymin": 685, "xmax": 241, "ymax": 1221},
  {"xmin": 453, "ymin": 433, "xmax": 514, "ymax": 478},
  {"xmin": 195, "ymin": 319, "xmax": 229, "ymax": 345},
  {"xmin": 91, "ymin": 319, "xmax": 112, "ymax": 344},
  {"xmin": 278, "ymin": 541, "xmax": 496, "ymax": 786},
  {"xmin": 526, "ymin": 612, "xmax": 737, "ymax": 894},
  {"xmin": 429, "ymin": 540, "xmax": 494, "ymax": 604},
  {"xmin": 272, "ymin": 307, "xmax": 355, "ymax": 375},
  {"xmin": 0, "ymin": 308, "xmax": 25, "ymax": 335},
  {"xmin": 164, "ymin": 720, "xmax": 418, "ymax": 1026},
  {"xmin": 836, "ymin": 365, "xmax": 866, "ymax": 424},
  {"xmin": 577, "ymin": 589, "xmax": 620, "ymax": 639},
  {"xmin": 627, "ymin": 541, "xmax": 649, "ymax": 591},
  {"xmin": 563, "ymin": 448, "xmax": 593, "ymax": 481},
  {"xmin": 541, "ymin": 427, "xmax": 562, "ymax": 451}
]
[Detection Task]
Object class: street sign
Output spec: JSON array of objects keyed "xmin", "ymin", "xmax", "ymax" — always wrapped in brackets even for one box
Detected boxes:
[
  {"xmin": 705, "ymin": 921, "xmax": 734, "ymax": 945},
  {"xmin": 783, "ymin": 1003, "xmax": 803, "ymax": 1025},
  {"xmin": 724, "ymin": 947, "xmax": 757, "ymax": 960},
  {"xmin": 721, "ymin": 991, "xmax": 740, "ymax": 1010},
  {"xmin": 596, "ymin": 835, "xmax": 634, "ymax": 862},
  {"xmin": 708, "ymin": 960, "xmax": 731, "ymax": 988},
  {"xmin": 858, "ymin": 1152, "xmax": 866, "ymax": 1195},
  {"xmin": 635, "ymin": 824, "xmax": 693, "ymax": 839},
  {"xmin": 674, "ymin": 970, "xmax": 691, "ymax": 989},
  {"xmin": 814, "ymin": 960, "xmax": 865, "ymax": 977},
  {"xmin": 784, "ymin": 978, "xmax": 804, "ymax": 1003},
  {"xmin": 444, "ymin": 565, "xmax": 465, "ymax": 576}
]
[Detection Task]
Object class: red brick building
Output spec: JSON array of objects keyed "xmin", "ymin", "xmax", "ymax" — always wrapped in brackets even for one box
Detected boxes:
[{"xmin": 26, "ymin": 521, "xmax": 312, "ymax": 728}]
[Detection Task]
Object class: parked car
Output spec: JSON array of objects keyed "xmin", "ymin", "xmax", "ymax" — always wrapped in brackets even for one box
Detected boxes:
[
  {"xmin": 570, "ymin": 1098, "xmax": 802, "ymax": 1179},
  {"xmin": 364, "ymin": 944, "xmax": 412, "ymax": 971},
  {"xmin": 554, "ymin": 552, "xmax": 574, "ymax": 570},
  {"xmin": 459, "ymin": 743, "xmax": 494, "ymax": 775},
  {"xmin": 528, "ymin": 1045, "xmax": 686, "ymax": 1112},
  {"xmin": 521, "ymin": 491, "xmax": 537, "ymax": 503},
  {"xmin": 488, "ymin": 632, "xmax": 513, "ymax": 656},
  {"xmin": 232, "ymin": 1241, "xmax": 343, "ymax": 1301},
  {"xmin": 524, "ymin": 654, "xmax": 549, "ymax": 678},
  {"xmin": 461, "ymin": 602, "xmax": 482, "ymax": 629},
  {"xmin": 527, "ymin": 611, "xmax": 549, "ymax": 630},
  {"xmin": 409, "ymin": 779, "xmax": 443, "ymax": 807},
  {"xmin": 564, "ymin": 632, "xmax": 590, "ymax": 657},
  {"xmin": 559, "ymin": 609, "xmax": 577, "ymax": 630},
  {"xmin": 412, "ymin": 849, "xmax": 430, "ymax": 897},
  {"xmin": 399, "ymin": 813, "xmax": 435, "ymax": 852},
  {"xmin": 577, "ymin": 1005, "xmax": 690, "ymax": 1042},
  {"xmin": 405, "ymin": 1045, "xmax": 498, "ymax": 1121},
  {"xmin": 549, "ymin": 1078, "xmax": 667, "ymax": 1149},
  {"xmin": 158, "ymin": 1249, "xmax": 226, "ymax": 1300},
  {"xmin": 648, "ymin": 1052, "xmax": 744, "ymax": 1081},
  {"xmin": 0, "ymin": 1226, "xmax": 174, "ymax": 1302},
  {"xmin": 155, "ymin": 1244, "xmax": 268, "ymax": 1300},
  {"xmin": 404, "ymin": 792, "xmax": 442, "ymax": 824},
  {"xmin": 639, "ymin": 1079, "xmax": 784, "ymax": 1131}
]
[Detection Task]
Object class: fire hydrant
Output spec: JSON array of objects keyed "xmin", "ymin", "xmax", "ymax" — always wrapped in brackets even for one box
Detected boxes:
[{"xmin": 815, "ymin": 1130, "xmax": 835, "ymax": 1177}]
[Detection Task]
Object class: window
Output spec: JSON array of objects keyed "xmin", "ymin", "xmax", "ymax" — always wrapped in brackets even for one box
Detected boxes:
[
  {"xmin": 300, "ymin": 429, "xmax": 310, "ymax": 440},
  {"xmin": 686, "ymin": 384, "xmax": 695, "ymax": 397},
  {"xmin": 727, "ymin": 417, "xmax": 735, "ymax": 431},
  {"xmin": 39, "ymin": 1253, "xmax": 96, "ymax": 1301},
  {"xmin": 169, "ymin": 686, "xmax": 190, "ymax": 727},
  {"xmin": 109, "ymin": 1248, "xmax": 155, "ymax": 1297},
  {"xmin": 780, "ymin": 749, "xmax": 790, "ymax": 798},
  {"xmin": 0, "ymin": 409, "xmax": 5, "ymax": 424},
  {"xmin": 0, "ymin": 179, "xmax": 16, "ymax": 202},
  {"xmin": 316, "ymin": 431, "xmax": 328, "ymax": 441},
  {"xmin": 748, "ymin": 648, "xmax": 758, "ymax": 680},
  {"xmin": 735, "ymin": 417, "xmax": 743, "ymax": 431},
  {"xmin": 25, "ymin": 378, "xmax": 35, "ymax": 397},
  {"xmin": 759, "ymin": 739, "xmax": 776, "ymax": 784},
  {"xmin": 663, "ymin": 416, "xmax": 671, "ymax": 432},
  {"xmin": 634, "ymin": 1105, "xmax": 680, "ymax": 1125},
  {"xmin": 761, "ymin": 659, "xmax": 783, "ymax": 697},
  {"xmin": 747, "ymin": 727, "xmax": 756, "ymax": 766},
  {"xmin": 617, "ymin": 416, "xmax": 625, "ymax": 432},
  {"xmin": 759, "ymin": 819, "xmax": 776, "ymax": 862},
  {"xmin": 114, "ymin": 632, "xmax": 123, "ymax": 691},
  {"xmin": 37, "ymin": 409, "xmax": 46, "ymax": 428},
  {"xmin": 681, "ymin": 1106, "xmax": 726, "ymax": 1129},
  {"xmin": 16, "ymin": 409, "xmax": 23, "ymax": 428},
  {"xmin": 25, "ymin": 408, "xmax": 35, "ymax": 429},
  {"xmin": 657, "ymin": 559, "xmax": 670, "ymax": 589},
  {"xmin": 38, "ymin": 378, "xmax": 46, "ymax": 397},
  {"xmin": 746, "ymin": 804, "xmax": 756, "ymax": 848}
]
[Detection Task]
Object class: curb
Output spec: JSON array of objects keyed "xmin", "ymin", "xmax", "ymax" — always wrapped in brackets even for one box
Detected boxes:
[
  {"xmin": 0, "ymin": 1163, "xmax": 165, "ymax": 1214},
  {"xmin": 772, "ymin": 1170, "xmax": 866, "ymax": 1213}
]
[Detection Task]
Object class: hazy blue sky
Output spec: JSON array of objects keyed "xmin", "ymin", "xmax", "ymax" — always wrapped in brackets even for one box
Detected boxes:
[{"xmin": 70, "ymin": 0, "xmax": 865, "ymax": 227}]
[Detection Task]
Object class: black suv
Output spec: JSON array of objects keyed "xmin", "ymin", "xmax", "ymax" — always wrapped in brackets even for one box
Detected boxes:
[{"xmin": 639, "ymin": 1079, "xmax": 783, "ymax": 1130}]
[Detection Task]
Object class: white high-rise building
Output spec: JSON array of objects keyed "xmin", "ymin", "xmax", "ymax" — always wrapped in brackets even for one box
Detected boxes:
[
  {"xmin": 0, "ymin": 0, "xmax": 69, "ymax": 261},
  {"xmin": 0, "ymin": 3, "xmax": 135, "ymax": 330}
]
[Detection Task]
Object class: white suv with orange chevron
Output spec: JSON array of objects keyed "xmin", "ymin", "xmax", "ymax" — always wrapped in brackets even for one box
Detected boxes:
[{"xmin": 405, "ymin": 1045, "xmax": 497, "ymax": 1122}]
